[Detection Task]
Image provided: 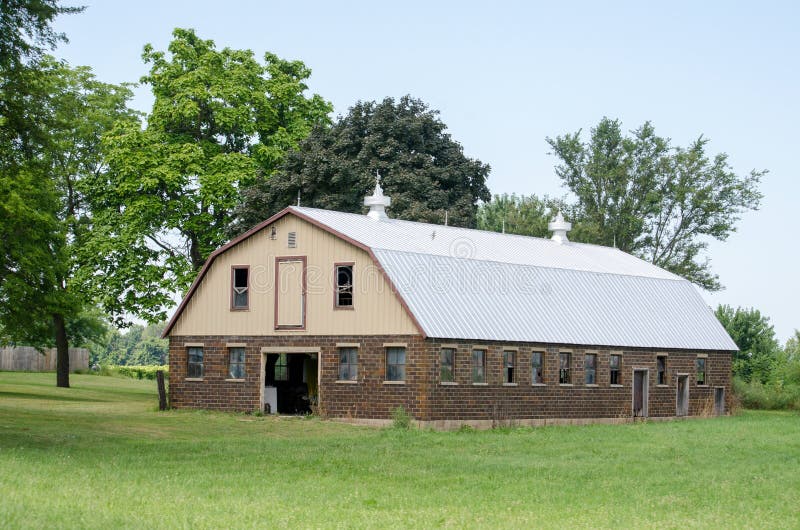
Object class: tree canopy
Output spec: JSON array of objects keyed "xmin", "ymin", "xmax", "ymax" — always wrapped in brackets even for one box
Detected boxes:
[
  {"xmin": 715, "ymin": 305, "xmax": 781, "ymax": 383},
  {"xmin": 81, "ymin": 28, "xmax": 331, "ymax": 324},
  {"xmin": 232, "ymin": 95, "xmax": 491, "ymax": 234},
  {"xmin": 546, "ymin": 118, "xmax": 765, "ymax": 291}
]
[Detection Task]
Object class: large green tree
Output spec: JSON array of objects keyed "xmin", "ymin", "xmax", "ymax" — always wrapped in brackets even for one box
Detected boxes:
[
  {"xmin": 83, "ymin": 29, "xmax": 331, "ymax": 324},
  {"xmin": 1, "ymin": 57, "xmax": 138, "ymax": 387},
  {"xmin": 232, "ymin": 95, "xmax": 491, "ymax": 233},
  {"xmin": 546, "ymin": 118, "xmax": 765, "ymax": 290},
  {"xmin": 715, "ymin": 305, "xmax": 781, "ymax": 383}
]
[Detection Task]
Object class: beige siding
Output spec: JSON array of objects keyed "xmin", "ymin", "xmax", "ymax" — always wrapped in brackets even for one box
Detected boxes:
[
  {"xmin": 276, "ymin": 259, "xmax": 304, "ymax": 327},
  {"xmin": 170, "ymin": 214, "xmax": 419, "ymax": 336}
]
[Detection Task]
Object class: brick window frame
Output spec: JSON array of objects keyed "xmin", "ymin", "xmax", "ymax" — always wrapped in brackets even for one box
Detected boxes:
[
  {"xmin": 531, "ymin": 350, "xmax": 545, "ymax": 385},
  {"xmin": 186, "ymin": 345, "xmax": 204, "ymax": 380}
]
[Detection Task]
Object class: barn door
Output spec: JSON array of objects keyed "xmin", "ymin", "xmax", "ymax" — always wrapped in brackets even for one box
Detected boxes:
[
  {"xmin": 714, "ymin": 387, "xmax": 725, "ymax": 416},
  {"xmin": 275, "ymin": 258, "xmax": 305, "ymax": 329},
  {"xmin": 676, "ymin": 375, "xmax": 689, "ymax": 416},
  {"xmin": 633, "ymin": 369, "xmax": 648, "ymax": 417}
]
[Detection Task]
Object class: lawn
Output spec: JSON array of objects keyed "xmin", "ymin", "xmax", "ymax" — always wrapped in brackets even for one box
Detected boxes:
[{"xmin": 1, "ymin": 373, "xmax": 798, "ymax": 529}]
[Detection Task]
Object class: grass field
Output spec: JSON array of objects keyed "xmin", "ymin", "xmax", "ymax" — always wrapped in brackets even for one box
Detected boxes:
[{"xmin": 1, "ymin": 373, "xmax": 799, "ymax": 529}]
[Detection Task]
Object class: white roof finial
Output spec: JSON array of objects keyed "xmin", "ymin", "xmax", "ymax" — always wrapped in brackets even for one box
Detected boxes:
[
  {"xmin": 364, "ymin": 170, "xmax": 391, "ymax": 220},
  {"xmin": 548, "ymin": 210, "xmax": 572, "ymax": 244}
]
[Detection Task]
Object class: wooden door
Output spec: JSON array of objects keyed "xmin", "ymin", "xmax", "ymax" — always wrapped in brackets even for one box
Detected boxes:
[
  {"xmin": 276, "ymin": 259, "xmax": 305, "ymax": 328},
  {"xmin": 677, "ymin": 375, "xmax": 689, "ymax": 416},
  {"xmin": 714, "ymin": 387, "xmax": 725, "ymax": 415},
  {"xmin": 633, "ymin": 370, "xmax": 648, "ymax": 417}
]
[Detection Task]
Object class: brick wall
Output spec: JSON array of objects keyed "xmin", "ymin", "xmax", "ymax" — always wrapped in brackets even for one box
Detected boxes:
[{"xmin": 169, "ymin": 335, "xmax": 732, "ymax": 422}]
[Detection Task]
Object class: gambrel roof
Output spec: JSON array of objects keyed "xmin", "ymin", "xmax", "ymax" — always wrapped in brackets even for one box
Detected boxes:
[{"xmin": 165, "ymin": 205, "xmax": 737, "ymax": 351}]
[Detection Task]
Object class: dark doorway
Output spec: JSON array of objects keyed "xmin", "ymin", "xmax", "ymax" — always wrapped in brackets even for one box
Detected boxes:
[
  {"xmin": 264, "ymin": 353, "xmax": 318, "ymax": 414},
  {"xmin": 633, "ymin": 369, "xmax": 648, "ymax": 417},
  {"xmin": 677, "ymin": 375, "xmax": 689, "ymax": 416},
  {"xmin": 714, "ymin": 387, "xmax": 725, "ymax": 416}
]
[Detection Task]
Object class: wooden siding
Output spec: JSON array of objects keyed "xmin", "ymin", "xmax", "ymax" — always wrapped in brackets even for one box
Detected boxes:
[{"xmin": 170, "ymin": 214, "xmax": 418, "ymax": 337}]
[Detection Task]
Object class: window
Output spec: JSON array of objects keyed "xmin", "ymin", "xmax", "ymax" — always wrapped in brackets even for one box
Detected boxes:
[
  {"xmin": 269, "ymin": 226, "xmax": 277, "ymax": 240},
  {"xmin": 696, "ymin": 357, "xmax": 707, "ymax": 385},
  {"xmin": 231, "ymin": 266, "xmax": 249, "ymax": 309},
  {"xmin": 657, "ymin": 356, "xmax": 667, "ymax": 385},
  {"xmin": 440, "ymin": 348, "xmax": 455, "ymax": 382},
  {"xmin": 274, "ymin": 353, "xmax": 288, "ymax": 381},
  {"xmin": 187, "ymin": 346, "xmax": 203, "ymax": 378},
  {"xmin": 531, "ymin": 351, "xmax": 544, "ymax": 384},
  {"xmin": 503, "ymin": 350, "xmax": 515, "ymax": 383},
  {"xmin": 229, "ymin": 347, "xmax": 245, "ymax": 379},
  {"xmin": 585, "ymin": 353, "xmax": 597, "ymax": 384},
  {"xmin": 472, "ymin": 349, "xmax": 486, "ymax": 383},
  {"xmin": 288, "ymin": 231, "xmax": 297, "ymax": 248},
  {"xmin": 335, "ymin": 264, "xmax": 354, "ymax": 308},
  {"xmin": 386, "ymin": 347, "xmax": 406, "ymax": 381},
  {"xmin": 610, "ymin": 354, "xmax": 621, "ymax": 385},
  {"xmin": 338, "ymin": 347, "xmax": 358, "ymax": 381},
  {"xmin": 559, "ymin": 352, "xmax": 571, "ymax": 384}
]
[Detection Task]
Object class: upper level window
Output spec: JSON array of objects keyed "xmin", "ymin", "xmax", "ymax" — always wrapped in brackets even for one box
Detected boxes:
[
  {"xmin": 559, "ymin": 352, "xmax": 571, "ymax": 384},
  {"xmin": 386, "ymin": 347, "xmax": 406, "ymax": 381},
  {"xmin": 338, "ymin": 347, "xmax": 358, "ymax": 381},
  {"xmin": 503, "ymin": 350, "xmax": 515, "ymax": 383},
  {"xmin": 231, "ymin": 267, "xmax": 249, "ymax": 309},
  {"xmin": 440, "ymin": 347, "xmax": 455, "ymax": 382},
  {"xmin": 610, "ymin": 354, "xmax": 621, "ymax": 385},
  {"xmin": 335, "ymin": 264, "xmax": 354, "ymax": 308},
  {"xmin": 187, "ymin": 346, "xmax": 203, "ymax": 378},
  {"xmin": 531, "ymin": 351, "xmax": 544, "ymax": 384},
  {"xmin": 696, "ymin": 357, "xmax": 707, "ymax": 386},
  {"xmin": 657, "ymin": 356, "xmax": 667, "ymax": 385},
  {"xmin": 229, "ymin": 347, "xmax": 245, "ymax": 379},
  {"xmin": 472, "ymin": 349, "xmax": 486, "ymax": 383},
  {"xmin": 585, "ymin": 353, "xmax": 597, "ymax": 384}
]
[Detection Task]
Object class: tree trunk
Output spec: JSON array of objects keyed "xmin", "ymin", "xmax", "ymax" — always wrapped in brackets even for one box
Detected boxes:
[{"xmin": 54, "ymin": 313, "xmax": 70, "ymax": 388}]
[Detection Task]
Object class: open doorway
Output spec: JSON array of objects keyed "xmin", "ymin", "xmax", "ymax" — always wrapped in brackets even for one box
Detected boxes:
[
  {"xmin": 676, "ymin": 374, "xmax": 689, "ymax": 416},
  {"xmin": 262, "ymin": 351, "xmax": 318, "ymax": 414},
  {"xmin": 632, "ymin": 369, "xmax": 649, "ymax": 418}
]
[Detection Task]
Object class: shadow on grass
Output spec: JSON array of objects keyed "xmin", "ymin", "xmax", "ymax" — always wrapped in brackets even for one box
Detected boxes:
[{"xmin": 0, "ymin": 391, "xmax": 108, "ymax": 403}]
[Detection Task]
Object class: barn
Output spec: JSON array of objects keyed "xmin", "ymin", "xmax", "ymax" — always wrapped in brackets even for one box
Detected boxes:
[{"xmin": 163, "ymin": 180, "xmax": 736, "ymax": 427}]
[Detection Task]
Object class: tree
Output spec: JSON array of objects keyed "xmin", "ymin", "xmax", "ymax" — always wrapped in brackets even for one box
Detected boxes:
[
  {"xmin": 715, "ymin": 305, "xmax": 781, "ymax": 383},
  {"xmin": 233, "ymin": 95, "xmax": 492, "ymax": 233},
  {"xmin": 547, "ymin": 118, "xmax": 765, "ymax": 291},
  {"xmin": 1, "ymin": 57, "xmax": 138, "ymax": 387},
  {"xmin": 82, "ymin": 28, "xmax": 331, "ymax": 324}
]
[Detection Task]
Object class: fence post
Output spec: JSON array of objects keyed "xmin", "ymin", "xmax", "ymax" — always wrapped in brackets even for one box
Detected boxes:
[{"xmin": 156, "ymin": 370, "xmax": 168, "ymax": 411}]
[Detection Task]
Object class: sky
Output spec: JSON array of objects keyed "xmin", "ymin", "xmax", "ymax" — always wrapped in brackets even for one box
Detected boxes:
[{"xmin": 52, "ymin": 1, "xmax": 799, "ymax": 342}]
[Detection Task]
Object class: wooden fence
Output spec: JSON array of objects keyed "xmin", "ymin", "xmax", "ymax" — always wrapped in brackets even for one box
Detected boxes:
[{"xmin": 0, "ymin": 346, "xmax": 89, "ymax": 372}]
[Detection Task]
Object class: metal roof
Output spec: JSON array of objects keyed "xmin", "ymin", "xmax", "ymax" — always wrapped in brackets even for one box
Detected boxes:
[{"xmin": 292, "ymin": 206, "xmax": 736, "ymax": 351}]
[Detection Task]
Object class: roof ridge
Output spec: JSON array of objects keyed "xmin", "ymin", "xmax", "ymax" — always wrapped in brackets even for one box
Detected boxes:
[{"xmin": 371, "ymin": 247, "xmax": 688, "ymax": 283}]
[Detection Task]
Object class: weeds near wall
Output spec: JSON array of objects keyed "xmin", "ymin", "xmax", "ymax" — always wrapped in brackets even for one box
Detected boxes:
[{"xmin": 391, "ymin": 406, "xmax": 412, "ymax": 429}]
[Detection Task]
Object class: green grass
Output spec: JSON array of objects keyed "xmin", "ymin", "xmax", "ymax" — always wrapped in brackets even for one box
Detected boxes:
[{"xmin": 1, "ymin": 372, "xmax": 799, "ymax": 529}]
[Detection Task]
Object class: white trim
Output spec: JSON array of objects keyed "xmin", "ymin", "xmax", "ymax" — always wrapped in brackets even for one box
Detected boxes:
[
  {"xmin": 531, "ymin": 383, "xmax": 547, "ymax": 387},
  {"xmin": 185, "ymin": 342, "xmax": 204, "ymax": 347},
  {"xmin": 383, "ymin": 380, "xmax": 405, "ymax": 385},
  {"xmin": 559, "ymin": 384, "xmax": 574, "ymax": 387},
  {"xmin": 585, "ymin": 384, "xmax": 599, "ymax": 387},
  {"xmin": 226, "ymin": 343, "xmax": 246, "ymax": 348},
  {"xmin": 696, "ymin": 353, "xmax": 709, "ymax": 358},
  {"xmin": 502, "ymin": 383, "xmax": 518, "ymax": 387},
  {"xmin": 184, "ymin": 377, "xmax": 204, "ymax": 382},
  {"xmin": 439, "ymin": 344, "xmax": 459, "ymax": 349},
  {"xmin": 440, "ymin": 381, "xmax": 459, "ymax": 386},
  {"xmin": 224, "ymin": 378, "xmax": 245, "ymax": 382},
  {"xmin": 336, "ymin": 343, "xmax": 360, "ymax": 348},
  {"xmin": 261, "ymin": 346, "xmax": 321, "ymax": 353},
  {"xmin": 502, "ymin": 347, "xmax": 520, "ymax": 352},
  {"xmin": 383, "ymin": 342, "xmax": 407, "ymax": 348},
  {"xmin": 335, "ymin": 379, "xmax": 358, "ymax": 384},
  {"xmin": 472, "ymin": 382, "xmax": 489, "ymax": 386}
]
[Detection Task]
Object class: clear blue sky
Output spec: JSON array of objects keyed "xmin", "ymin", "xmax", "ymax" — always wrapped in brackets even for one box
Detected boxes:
[{"xmin": 53, "ymin": 1, "xmax": 799, "ymax": 342}]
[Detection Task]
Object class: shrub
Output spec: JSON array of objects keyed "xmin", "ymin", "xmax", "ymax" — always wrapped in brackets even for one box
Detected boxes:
[
  {"xmin": 111, "ymin": 365, "xmax": 169, "ymax": 380},
  {"xmin": 733, "ymin": 377, "xmax": 800, "ymax": 410},
  {"xmin": 391, "ymin": 406, "xmax": 412, "ymax": 429}
]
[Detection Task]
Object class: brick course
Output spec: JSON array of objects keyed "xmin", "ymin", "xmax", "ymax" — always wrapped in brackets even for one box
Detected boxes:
[{"xmin": 169, "ymin": 335, "xmax": 732, "ymax": 423}]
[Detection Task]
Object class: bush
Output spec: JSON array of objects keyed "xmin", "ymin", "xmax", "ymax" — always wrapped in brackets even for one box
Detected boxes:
[
  {"xmin": 111, "ymin": 365, "xmax": 169, "ymax": 380},
  {"xmin": 733, "ymin": 377, "xmax": 800, "ymax": 410},
  {"xmin": 391, "ymin": 406, "xmax": 412, "ymax": 429}
]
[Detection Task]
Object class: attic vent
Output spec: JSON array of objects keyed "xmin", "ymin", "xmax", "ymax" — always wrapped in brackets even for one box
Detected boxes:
[
  {"xmin": 287, "ymin": 231, "xmax": 297, "ymax": 248},
  {"xmin": 269, "ymin": 226, "xmax": 277, "ymax": 240}
]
